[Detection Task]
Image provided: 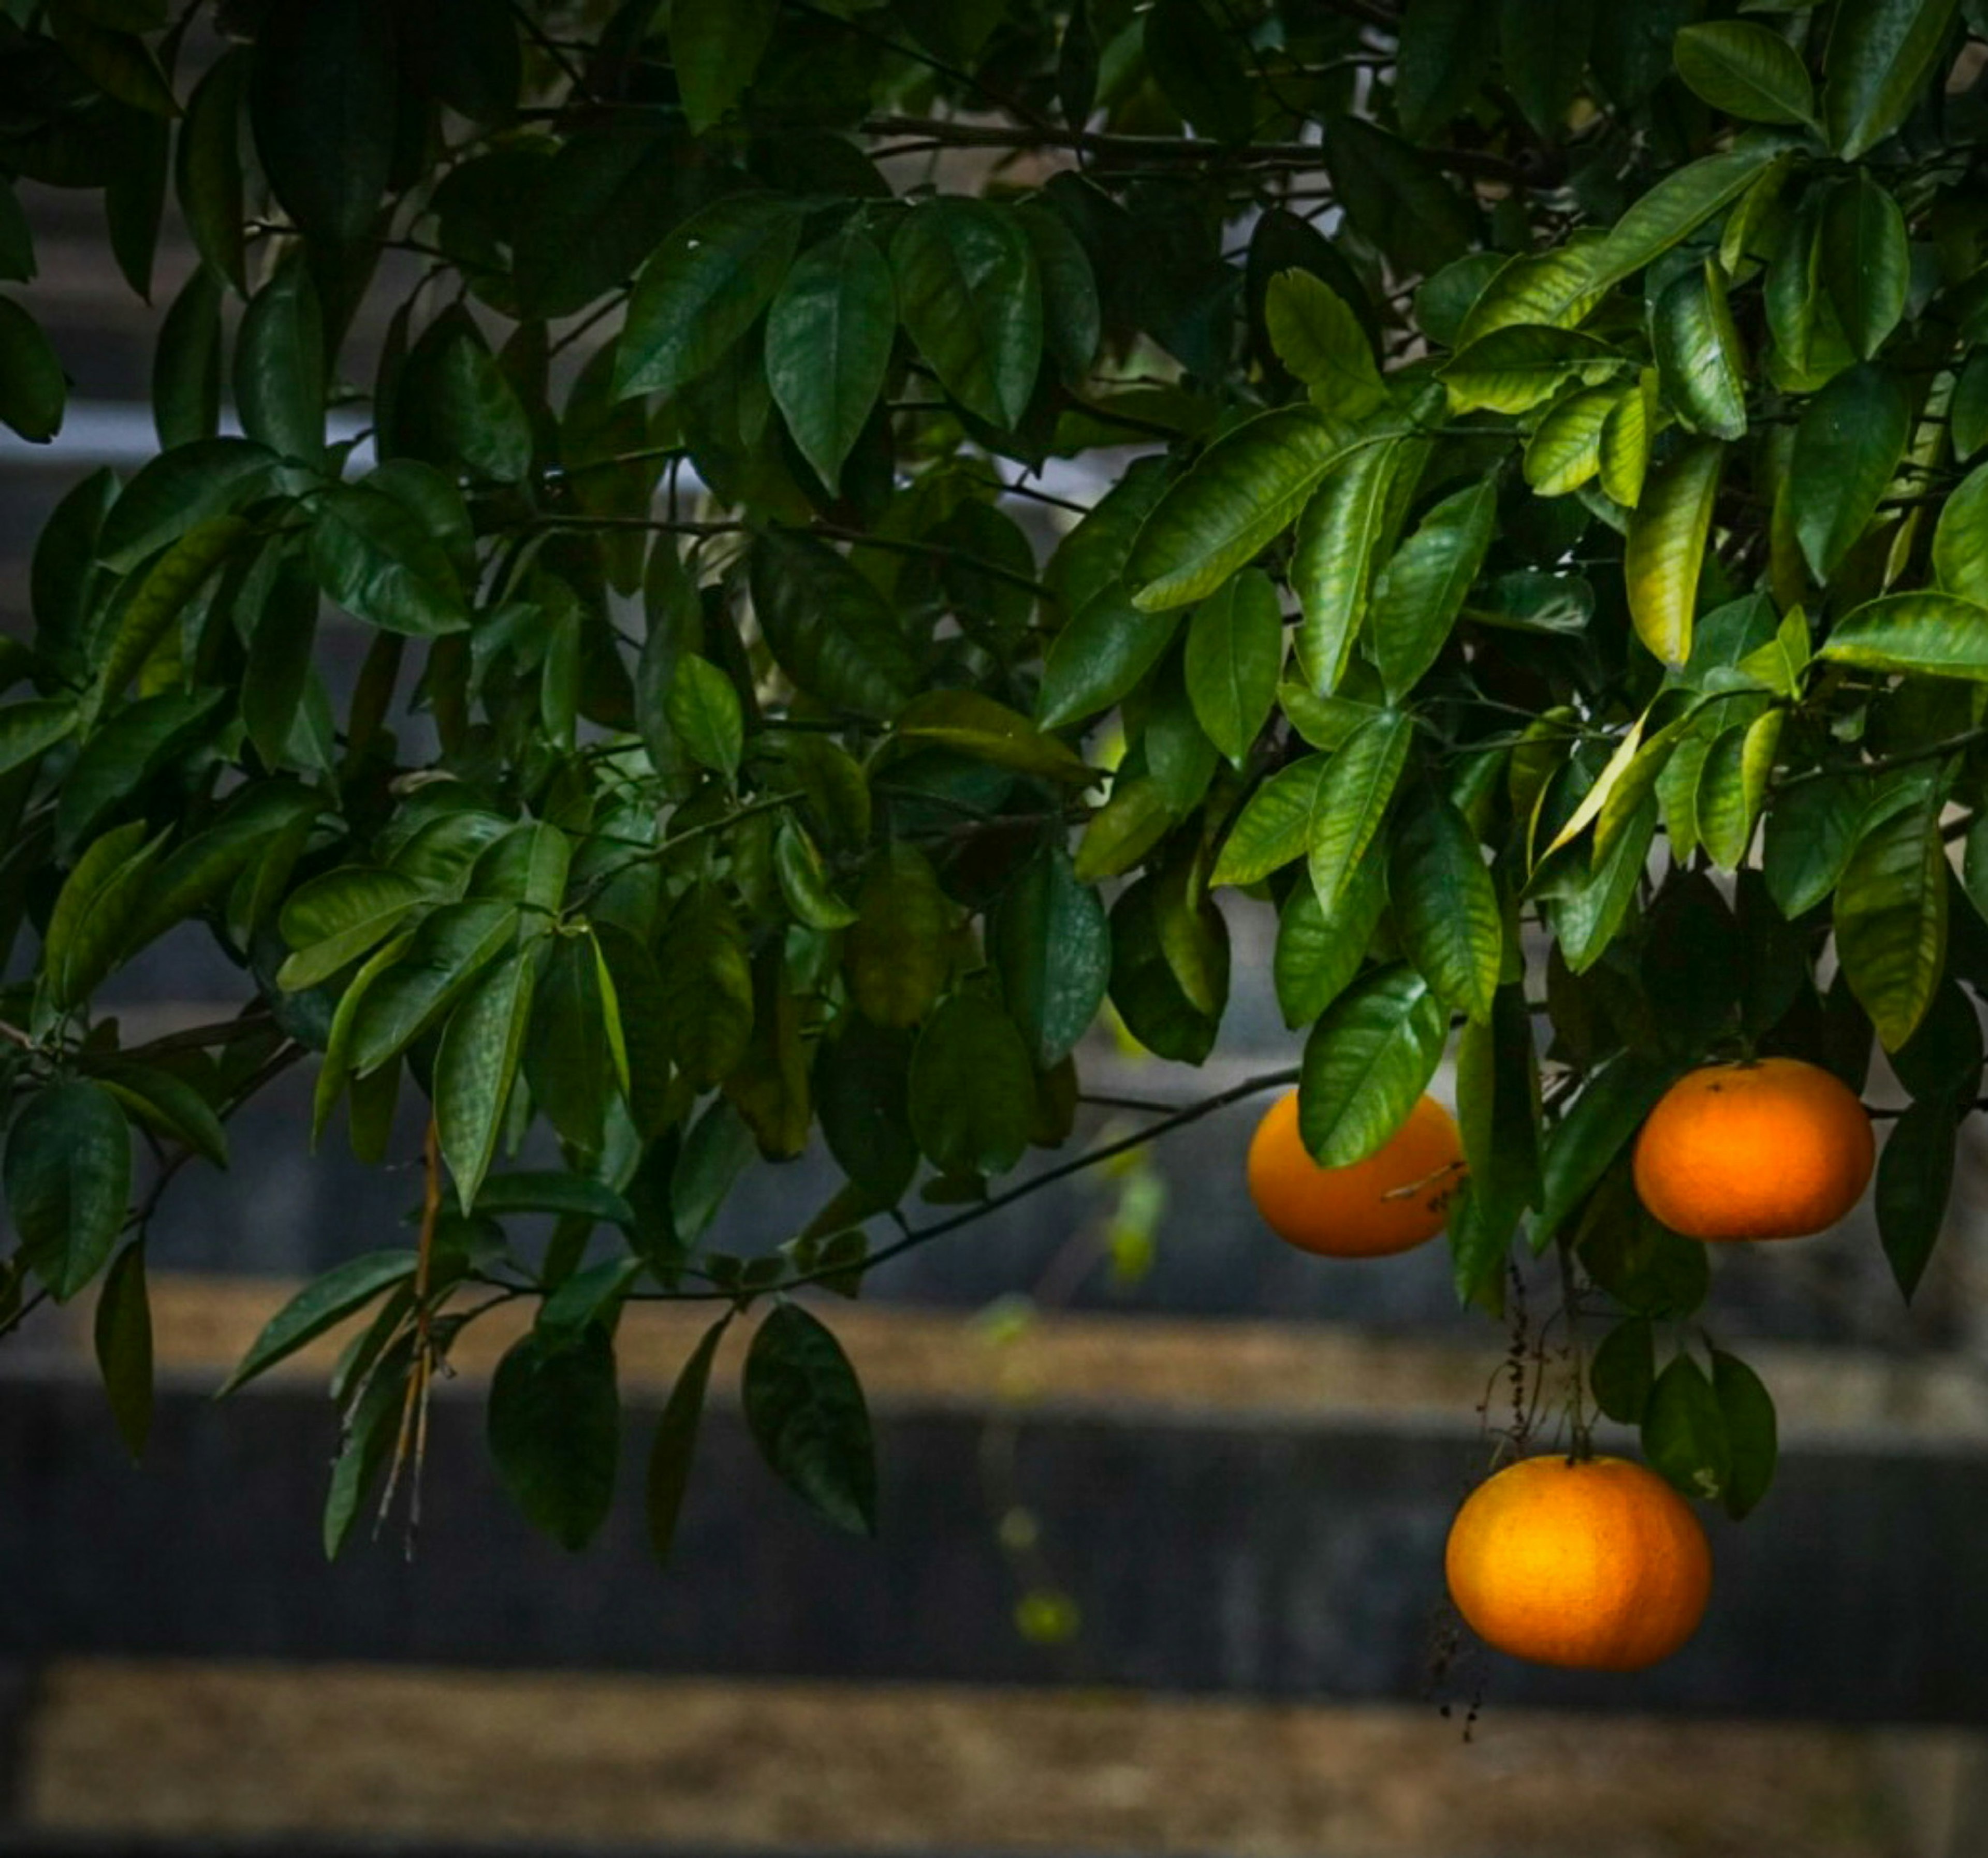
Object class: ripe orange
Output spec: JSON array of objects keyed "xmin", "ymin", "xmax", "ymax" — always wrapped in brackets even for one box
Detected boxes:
[
  {"xmin": 1632, "ymin": 1057, "xmax": 1874, "ymax": 1241},
  {"xmin": 1246, "ymin": 1089, "xmax": 1464, "ymax": 1258},
  {"xmin": 1445, "ymin": 1455, "xmax": 1712, "ymax": 1672}
]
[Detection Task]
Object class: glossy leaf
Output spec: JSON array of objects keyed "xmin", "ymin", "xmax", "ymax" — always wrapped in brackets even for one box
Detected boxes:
[
  {"xmin": 219, "ymin": 1249, "xmax": 417, "ymax": 1396},
  {"xmin": 1624, "ymin": 440, "xmax": 1722, "ymax": 667},
  {"xmin": 6, "ymin": 1081, "xmax": 130, "ymax": 1304},
  {"xmin": 1791, "ymin": 362, "xmax": 1911, "ymax": 583},
  {"xmin": 1181, "ymin": 570, "xmax": 1282, "ymax": 765},
  {"xmin": 1370, "ymin": 479, "xmax": 1495, "ymax": 699},
  {"xmin": 1292, "ymin": 438, "xmax": 1410, "ymax": 693},
  {"xmin": 1823, "ymin": 0, "xmax": 1961, "ymax": 159},
  {"xmin": 766, "ymin": 229, "xmax": 895, "ymax": 493},
  {"xmin": 1651, "ymin": 261, "xmax": 1747, "ymax": 441},
  {"xmin": 647, "ymin": 1316, "xmax": 729, "ymax": 1567},
  {"xmin": 436, "ymin": 949, "xmax": 538, "ymax": 1213},
  {"xmin": 1821, "ymin": 592, "xmax": 1988, "ymax": 682},
  {"xmin": 1835, "ymin": 788, "xmax": 1948, "ymax": 1050},
  {"xmin": 488, "ymin": 1321, "xmax": 621, "ymax": 1551},
  {"xmin": 1390, "ymin": 794, "xmax": 1501, "ymax": 1022},
  {"xmin": 908, "ymin": 993, "xmax": 1037, "ymax": 1178},
  {"xmin": 891, "ymin": 199, "xmax": 1041, "ymax": 430},
  {"xmin": 989, "ymin": 846, "xmax": 1110, "ymax": 1070},
  {"xmin": 1297, "ymin": 965, "xmax": 1448, "ymax": 1168},
  {"xmin": 743, "ymin": 1304, "xmax": 876, "ymax": 1537},
  {"xmin": 1821, "ymin": 175, "xmax": 1909, "ymax": 361},
  {"xmin": 1307, "ymin": 709, "xmax": 1412, "ymax": 911},
  {"xmin": 1127, "ymin": 408, "xmax": 1356, "ymax": 611},
  {"xmin": 1673, "ymin": 20, "xmax": 1817, "ymax": 125}
]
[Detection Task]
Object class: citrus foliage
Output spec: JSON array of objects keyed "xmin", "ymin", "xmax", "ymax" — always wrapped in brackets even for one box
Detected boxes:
[{"xmin": 0, "ymin": 0, "xmax": 1979, "ymax": 1553}]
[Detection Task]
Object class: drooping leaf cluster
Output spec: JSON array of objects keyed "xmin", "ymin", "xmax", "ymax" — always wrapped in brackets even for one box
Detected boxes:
[{"xmin": 0, "ymin": 0, "xmax": 1982, "ymax": 1546}]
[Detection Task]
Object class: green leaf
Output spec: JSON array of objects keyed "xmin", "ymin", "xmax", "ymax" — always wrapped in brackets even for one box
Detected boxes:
[
  {"xmin": 218, "ymin": 1249, "xmax": 418, "ymax": 1395},
  {"xmin": 1264, "ymin": 271, "xmax": 1385, "ymax": 420},
  {"xmin": 0, "ymin": 297, "xmax": 65, "ymax": 443},
  {"xmin": 1390, "ymin": 794, "xmax": 1501, "ymax": 1022},
  {"xmin": 153, "ymin": 265, "xmax": 223, "ymax": 448},
  {"xmin": 1763, "ymin": 770, "xmax": 1864, "ymax": 918},
  {"xmin": 1821, "ymin": 592, "xmax": 1988, "ymax": 681},
  {"xmin": 1711, "ymin": 1349, "xmax": 1778, "ymax": 1520},
  {"xmin": 98, "ymin": 1064, "xmax": 228, "ymax": 1169},
  {"xmin": 348, "ymin": 900, "xmax": 517, "ymax": 1076},
  {"xmin": 524, "ymin": 931, "xmax": 616, "ymax": 1155},
  {"xmin": 1127, "ymin": 408, "xmax": 1357, "ymax": 611},
  {"xmin": 1209, "ymin": 754, "xmax": 1327, "ymax": 887},
  {"xmin": 1297, "ymin": 964, "xmax": 1448, "ymax": 1167},
  {"xmin": 98, "ymin": 436, "xmax": 277, "ymax": 573},
  {"xmin": 1823, "ymin": 0, "xmax": 1961, "ymax": 159},
  {"xmin": 1073, "ymin": 773, "xmax": 1174, "ymax": 882},
  {"xmin": 6, "ymin": 1081, "xmax": 129, "ymax": 1304},
  {"xmin": 908, "ymin": 992, "xmax": 1035, "ymax": 1177},
  {"xmin": 235, "ymin": 254, "xmax": 323, "ymax": 464},
  {"xmin": 1396, "ymin": 0, "xmax": 1501, "ymax": 140},
  {"xmin": 1322, "ymin": 116, "xmax": 1476, "ymax": 278},
  {"xmin": 647, "ymin": 1316, "xmax": 728, "ymax": 1567},
  {"xmin": 1109, "ymin": 873, "xmax": 1220, "ymax": 1063},
  {"xmin": 1292, "ymin": 437, "xmax": 1412, "ymax": 694},
  {"xmin": 1036, "ymin": 588, "xmax": 1180, "ymax": 728},
  {"xmin": 844, "ymin": 844, "xmax": 951, "ymax": 1031},
  {"xmin": 1523, "ymin": 386, "xmax": 1615, "ymax": 496},
  {"xmin": 666, "ymin": 655, "xmax": 744, "ymax": 779},
  {"xmin": 766, "ymin": 229, "xmax": 895, "ymax": 493},
  {"xmin": 1534, "ymin": 1052, "xmax": 1674, "ymax": 1246},
  {"xmin": 1791, "ymin": 361, "xmax": 1910, "ymax": 583},
  {"xmin": 45, "ymin": 820, "xmax": 162, "ymax": 1010},
  {"xmin": 1876, "ymin": 1095, "xmax": 1956, "ymax": 1299},
  {"xmin": 748, "ymin": 530, "xmax": 918, "ymax": 720},
  {"xmin": 1696, "ymin": 710, "xmax": 1783, "ymax": 873},
  {"xmin": 743, "ymin": 1303, "xmax": 876, "ymax": 1537},
  {"xmin": 988, "ymin": 845, "xmax": 1110, "ymax": 1070},
  {"xmin": 1553, "ymin": 792, "xmax": 1657, "ymax": 973},
  {"xmin": 394, "ymin": 305, "xmax": 532, "ymax": 484},
  {"xmin": 1651, "ymin": 261, "xmax": 1748, "ymax": 442},
  {"xmin": 309, "ymin": 484, "xmax": 469, "ymax": 637},
  {"xmin": 1440, "ymin": 326, "xmax": 1624, "ymax": 416},
  {"xmin": 0, "ymin": 698, "xmax": 79, "ymax": 779},
  {"xmin": 472, "ymin": 821, "xmax": 573, "ymax": 914},
  {"xmin": 176, "ymin": 50, "xmax": 246, "ymax": 292},
  {"xmin": 242, "ymin": 548, "xmax": 319, "ymax": 770},
  {"xmin": 1835, "ymin": 787, "xmax": 1948, "ymax": 1049},
  {"xmin": 93, "ymin": 1239, "xmax": 153, "ymax": 1460},
  {"xmin": 816, "ymin": 1017, "xmax": 919, "ymax": 1206},
  {"xmin": 1624, "ymin": 440, "xmax": 1722, "ymax": 667},
  {"xmin": 1598, "ymin": 376, "xmax": 1653, "ymax": 507},
  {"xmin": 98, "ymin": 513, "xmax": 250, "ymax": 700},
  {"xmin": 773, "ymin": 816, "xmax": 857, "ymax": 930},
  {"xmin": 1674, "ymin": 20, "xmax": 1817, "ymax": 125},
  {"xmin": 1933, "ymin": 464, "xmax": 1988, "ymax": 606},
  {"xmin": 1016, "ymin": 201, "xmax": 1100, "ymax": 384},
  {"xmin": 55, "ymin": 688, "xmax": 226, "ymax": 860},
  {"xmin": 670, "ymin": 0, "xmax": 776, "ymax": 132},
  {"xmin": 1460, "ymin": 145, "xmax": 1783, "ymax": 341},
  {"xmin": 1145, "ymin": 0, "xmax": 1255, "ymax": 143},
  {"xmin": 659, "ymin": 885, "xmax": 755, "ymax": 1084},
  {"xmin": 1643, "ymin": 1354, "xmax": 1731, "ymax": 1504},
  {"xmin": 488, "ymin": 1321, "xmax": 621, "ymax": 1551},
  {"xmin": 1181, "ymin": 569, "xmax": 1283, "ymax": 765},
  {"xmin": 895, "ymin": 690, "xmax": 1092, "ymax": 785},
  {"xmin": 891, "ymin": 198, "xmax": 1041, "ymax": 430},
  {"xmin": 1307, "ymin": 710, "xmax": 1412, "ymax": 912},
  {"xmin": 1370, "ymin": 479, "xmax": 1495, "ymax": 699},
  {"xmin": 1590, "ymin": 1318, "xmax": 1655, "ymax": 1425},
  {"xmin": 475, "ymin": 1171, "xmax": 636, "ymax": 1228},
  {"xmin": 615, "ymin": 193, "xmax": 802, "ymax": 400},
  {"xmin": 277, "ymin": 867, "xmax": 426, "ymax": 992},
  {"xmin": 247, "ymin": 0, "xmax": 396, "ymax": 244},
  {"xmin": 1821, "ymin": 175, "xmax": 1909, "ymax": 361},
  {"xmin": 436, "ymin": 948, "xmax": 537, "ymax": 1213},
  {"xmin": 1499, "ymin": 0, "xmax": 1591, "ymax": 136},
  {"xmin": 1952, "ymin": 350, "xmax": 1988, "ymax": 461},
  {"xmin": 1273, "ymin": 853, "xmax": 1386, "ymax": 1029}
]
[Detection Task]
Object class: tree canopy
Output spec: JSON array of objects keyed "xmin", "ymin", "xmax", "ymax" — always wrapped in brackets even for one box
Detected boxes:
[{"xmin": 0, "ymin": 0, "xmax": 1980, "ymax": 1557}]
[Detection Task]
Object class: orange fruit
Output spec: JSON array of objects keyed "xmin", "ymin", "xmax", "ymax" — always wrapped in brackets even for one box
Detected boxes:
[
  {"xmin": 1445, "ymin": 1455, "xmax": 1712, "ymax": 1672},
  {"xmin": 1632, "ymin": 1057, "xmax": 1874, "ymax": 1241},
  {"xmin": 1246, "ymin": 1089, "xmax": 1464, "ymax": 1258}
]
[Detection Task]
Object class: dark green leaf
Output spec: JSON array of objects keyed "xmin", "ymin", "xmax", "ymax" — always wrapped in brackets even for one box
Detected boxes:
[
  {"xmin": 1273, "ymin": 853, "xmax": 1386, "ymax": 1029},
  {"xmin": 1642, "ymin": 1353, "xmax": 1731, "ymax": 1504},
  {"xmin": 1711, "ymin": 1348, "xmax": 1778, "ymax": 1519},
  {"xmin": 1823, "ymin": 0, "xmax": 1961, "ymax": 159},
  {"xmin": 1307, "ymin": 709, "xmax": 1412, "ymax": 912},
  {"xmin": 1590, "ymin": 1317, "xmax": 1655, "ymax": 1424},
  {"xmin": 908, "ymin": 992, "xmax": 1035, "ymax": 1177},
  {"xmin": 488, "ymin": 1321, "xmax": 621, "ymax": 1550},
  {"xmin": 1370, "ymin": 479, "xmax": 1495, "ymax": 699},
  {"xmin": 743, "ymin": 1303, "xmax": 876, "ymax": 1537},
  {"xmin": 248, "ymin": 0, "xmax": 397, "ymax": 244},
  {"xmin": 93, "ymin": 1238, "xmax": 153, "ymax": 1459},
  {"xmin": 1791, "ymin": 362, "xmax": 1911, "ymax": 582},
  {"xmin": 670, "ymin": 0, "xmax": 777, "ymax": 133},
  {"xmin": 1877, "ymin": 1095, "xmax": 1957, "ymax": 1299},
  {"xmin": 218, "ymin": 1248, "xmax": 417, "ymax": 1395},
  {"xmin": 647, "ymin": 1316, "xmax": 728, "ymax": 1567},
  {"xmin": 310, "ymin": 484, "xmax": 470, "ymax": 637},
  {"xmin": 0, "ymin": 297, "xmax": 65, "ymax": 443},
  {"xmin": 891, "ymin": 198, "xmax": 1041, "ymax": 430},
  {"xmin": 1835, "ymin": 787, "xmax": 1948, "ymax": 1049},
  {"xmin": 436, "ymin": 948, "xmax": 537, "ymax": 1213},
  {"xmin": 989, "ymin": 845, "xmax": 1110, "ymax": 1070},
  {"xmin": 1037, "ymin": 587, "xmax": 1180, "ymax": 728},
  {"xmin": 615, "ymin": 193, "xmax": 802, "ymax": 400},
  {"xmin": 6, "ymin": 1081, "xmax": 128, "ymax": 1304},
  {"xmin": 1391, "ymin": 794, "xmax": 1501, "ymax": 1022},
  {"xmin": 1821, "ymin": 175, "xmax": 1909, "ymax": 361},
  {"xmin": 1674, "ymin": 20, "xmax": 1817, "ymax": 125},
  {"xmin": 748, "ymin": 530, "xmax": 918, "ymax": 719},
  {"xmin": 766, "ymin": 229, "xmax": 894, "ymax": 493}
]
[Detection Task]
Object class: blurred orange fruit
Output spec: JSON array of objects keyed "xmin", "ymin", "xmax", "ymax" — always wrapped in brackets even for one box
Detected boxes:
[
  {"xmin": 1632, "ymin": 1057, "xmax": 1874, "ymax": 1241},
  {"xmin": 1246, "ymin": 1089, "xmax": 1463, "ymax": 1258},
  {"xmin": 1445, "ymin": 1454, "xmax": 1712, "ymax": 1671}
]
